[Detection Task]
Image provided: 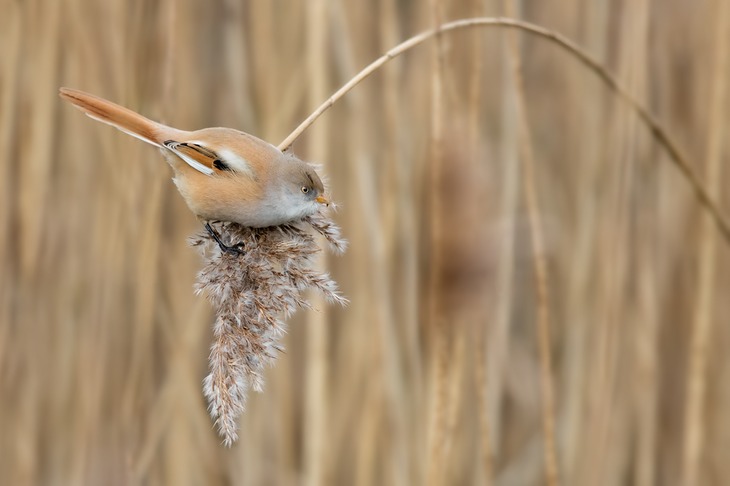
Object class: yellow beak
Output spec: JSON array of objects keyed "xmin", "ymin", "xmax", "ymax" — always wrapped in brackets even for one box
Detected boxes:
[{"xmin": 315, "ymin": 195, "xmax": 330, "ymax": 206}]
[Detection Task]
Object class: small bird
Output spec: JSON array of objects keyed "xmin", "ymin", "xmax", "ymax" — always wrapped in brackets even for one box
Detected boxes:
[{"xmin": 59, "ymin": 88, "xmax": 329, "ymax": 251}]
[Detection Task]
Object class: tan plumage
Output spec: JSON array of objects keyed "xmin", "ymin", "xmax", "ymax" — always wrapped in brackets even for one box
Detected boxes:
[{"xmin": 59, "ymin": 88, "xmax": 328, "ymax": 228}]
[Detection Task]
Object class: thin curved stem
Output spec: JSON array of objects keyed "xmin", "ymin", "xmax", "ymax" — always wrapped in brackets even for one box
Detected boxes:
[{"xmin": 278, "ymin": 16, "xmax": 730, "ymax": 246}]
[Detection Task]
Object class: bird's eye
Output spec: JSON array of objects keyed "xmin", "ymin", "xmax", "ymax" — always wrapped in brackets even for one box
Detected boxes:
[{"xmin": 301, "ymin": 186, "xmax": 310, "ymax": 194}]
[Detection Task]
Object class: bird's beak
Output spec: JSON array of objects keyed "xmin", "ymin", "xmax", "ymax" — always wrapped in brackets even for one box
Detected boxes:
[{"xmin": 316, "ymin": 195, "xmax": 330, "ymax": 206}]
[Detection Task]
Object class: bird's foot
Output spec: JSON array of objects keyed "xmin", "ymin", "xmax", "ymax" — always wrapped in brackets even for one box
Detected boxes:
[{"xmin": 204, "ymin": 222, "xmax": 245, "ymax": 255}]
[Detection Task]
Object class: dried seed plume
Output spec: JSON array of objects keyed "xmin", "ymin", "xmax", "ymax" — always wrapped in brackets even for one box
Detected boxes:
[{"xmin": 190, "ymin": 211, "xmax": 347, "ymax": 446}]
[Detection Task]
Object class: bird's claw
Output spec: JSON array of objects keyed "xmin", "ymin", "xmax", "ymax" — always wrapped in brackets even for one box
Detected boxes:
[{"xmin": 204, "ymin": 222, "xmax": 245, "ymax": 255}]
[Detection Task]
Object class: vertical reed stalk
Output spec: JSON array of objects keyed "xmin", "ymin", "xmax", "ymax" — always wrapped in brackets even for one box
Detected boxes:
[
  {"xmin": 579, "ymin": 2, "xmax": 649, "ymax": 481},
  {"xmin": 426, "ymin": 1, "xmax": 448, "ymax": 485},
  {"xmin": 561, "ymin": 3, "xmax": 607, "ymax": 477},
  {"xmin": 474, "ymin": 318, "xmax": 495, "ymax": 486},
  {"xmin": 682, "ymin": 1, "xmax": 729, "ymax": 484},
  {"xmin": 469, "ymin": 1, "xmax": 494, "ymax": 484},
  {"xmin": 488, "ymin": 15, "xmax": 521, "ymax": 472},
  {"xmin": 634, "ymin": 233, "xmax": 659, "ymax": 486},
  {"xmin": 304, "ymin": 0, "xmax": 330, "ymax": 484},
  {"xmin": 0, "ymin": 0, "xmax": 21, "ymax": 270},
  {"xmin": 328, "ymin": 4, "xmax": 386, "ymax": 483},
  {"xmin": 624, "ymin": 4, "xmax": 658, "ymax": 486},
  {"xmin": 376, "ymin": 1, "xmax": 419, "ymax": 480},
  {"xmin": 503, "ymin": 2, "xmax": 559, "ymax": 484}
]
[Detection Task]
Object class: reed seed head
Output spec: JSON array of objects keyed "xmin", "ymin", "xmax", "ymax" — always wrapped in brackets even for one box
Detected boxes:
[{"xmin": 190, "ymin": 210, "xmax": 347, "ymax": 446}]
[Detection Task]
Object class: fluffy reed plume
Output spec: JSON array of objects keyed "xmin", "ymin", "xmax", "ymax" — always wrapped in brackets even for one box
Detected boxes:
[{"xmin": 190, "ymin": 211, "xmax": 347, "ymax": 446}]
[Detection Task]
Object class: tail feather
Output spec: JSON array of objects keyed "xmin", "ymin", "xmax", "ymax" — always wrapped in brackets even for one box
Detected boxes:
[{"xmin": 59, "ymin": 87, "xmax": 174, "ymax": 146}]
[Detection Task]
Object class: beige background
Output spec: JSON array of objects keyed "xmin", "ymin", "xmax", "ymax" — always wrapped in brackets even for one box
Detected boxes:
[{"xmin": 2, "ymin": 0, "xmax": 729, "ymax": 485}]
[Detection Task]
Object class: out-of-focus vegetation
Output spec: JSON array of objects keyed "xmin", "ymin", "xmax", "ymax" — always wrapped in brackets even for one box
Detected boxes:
[{"xmin": 2, "ymin": 0, "xmax": 729, "ymax": 485}]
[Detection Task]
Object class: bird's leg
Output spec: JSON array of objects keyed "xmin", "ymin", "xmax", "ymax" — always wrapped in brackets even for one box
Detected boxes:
[{"xmin": 204, "ymin": 222, "xmax": 245, "ymax": 255}]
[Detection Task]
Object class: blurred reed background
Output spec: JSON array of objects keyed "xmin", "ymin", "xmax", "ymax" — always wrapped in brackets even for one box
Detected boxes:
[{"xmin": 2, "ymin": 0, "xmax": 730, "ymax": 485}]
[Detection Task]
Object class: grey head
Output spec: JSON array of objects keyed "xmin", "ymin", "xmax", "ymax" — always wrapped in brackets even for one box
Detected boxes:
[{"xmin": 263, "ymin": 156, "xmax": 329, "ymax": 225}]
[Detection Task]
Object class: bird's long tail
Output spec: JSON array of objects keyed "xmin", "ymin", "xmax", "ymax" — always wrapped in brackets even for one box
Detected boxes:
[
  {"xmin": 59, "ymin": 87, "xmax": 177, "ymax": 146},
  {"xmin": 60, "ymin": 88, "xmax": 218, "ymax": 176}
]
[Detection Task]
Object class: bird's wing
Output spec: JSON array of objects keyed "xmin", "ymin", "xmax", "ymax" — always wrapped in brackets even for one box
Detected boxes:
[
  {"xmin": 161, "ymin": 141, "xmax": 220, "ymax": 176},
  {"xmin": 164, "ymin": 137, "xmax": 257, "ymax": 178}
]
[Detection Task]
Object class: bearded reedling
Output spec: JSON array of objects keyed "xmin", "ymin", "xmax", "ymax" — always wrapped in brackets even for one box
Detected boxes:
[{"xmin": 59, "ymin": 87, "xmax": 330, "ymax": 252}]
